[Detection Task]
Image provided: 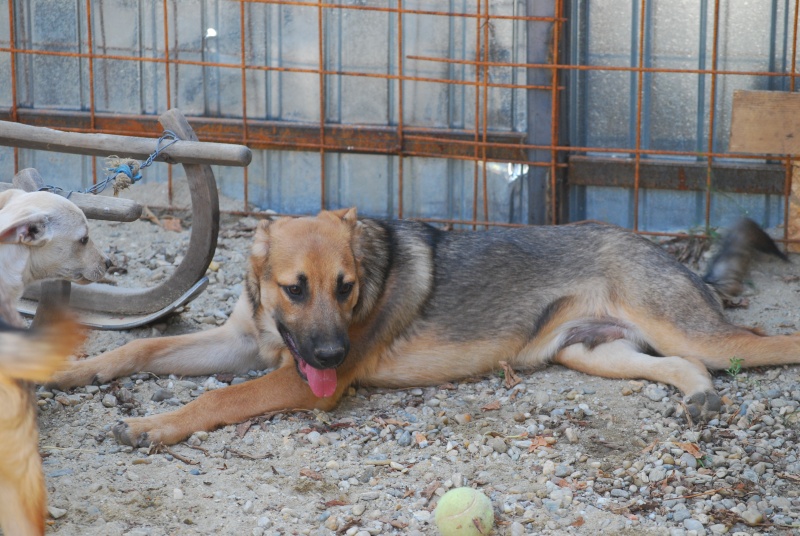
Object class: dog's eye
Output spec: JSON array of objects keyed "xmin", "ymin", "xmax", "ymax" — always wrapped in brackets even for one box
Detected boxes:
[
  {"xmin": 338, "ymin": 282, "xmax": 354, "ymax": 298},
  {"xmin": 284, "ymin": 285, "xmax": 303, "ymax": 297},
  {"xmin": 79, "ymin": 236, "xmax": 89, "ymax": 245}
]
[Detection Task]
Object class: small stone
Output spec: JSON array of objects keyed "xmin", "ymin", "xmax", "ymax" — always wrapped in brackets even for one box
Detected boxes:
[
  {"xmin": 352, "ymin": 503, "xmax": 366, "ymax": 516},
  {"xmin": 679, "ymin": 452, "xmax": 698, "ymax": 469},
  {"xmin": 48, "ymin": 506, "xmax": 67, "ymax": 519},
  {"xmin": 257, "ymin": 517, "xmax": 272, "ymax": 528},
  {"xmin": 683, "ymin": 518, "xmax": 704, "ymax": 532},
  {"xmin": 397, "ymin": 431, "xmax": 413, "ymax": 447},
  {"xmin": 152, "ymin": 389, "xmax": 175, "ymax": 402},
  {"xmin": 454, "ymin": 414, "xmax": 472, "ymax": 425},
  {"xmin": 644, "ymin": 385, "xmax": 669, "ymax": 401},
  {"xmin": 116, "ymin": 388, "xmax": 135, "ymax": 404},
  {"xmin": 243, "ymin": 500, "xmax": 254, "ymax": 514},
  {"xmin": 101, "ymin": 394, "xmax": 117, "ymax": 408},
  {"xmin": 173, "ymin": 489, "xmax": 184, "ymax": 500},
  {"xmin": 324, "ymin": 515, "xmax": 339, "ymax": 530},
  {"xmin": 740, "ymin": 509, "xmax": 763, "ymax": 525},
  {"xmin": 489, "ymin": 437, "xmax": 508, "ymax": 454},
  {"xmin": 565, "ymin": 427, "xmax": 578, "ymax": 443}
]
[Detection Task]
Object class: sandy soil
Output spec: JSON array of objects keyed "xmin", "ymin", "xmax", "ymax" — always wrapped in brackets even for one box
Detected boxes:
[{"xmin": 31, "ymin": 192, "xmax": 800, "ymax": 536}]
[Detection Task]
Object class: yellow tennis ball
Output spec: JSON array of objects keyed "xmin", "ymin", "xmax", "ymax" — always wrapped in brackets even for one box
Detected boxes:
[{"xmin": 434, "ymin": 486, "xmax": 494, "ymax": 536}]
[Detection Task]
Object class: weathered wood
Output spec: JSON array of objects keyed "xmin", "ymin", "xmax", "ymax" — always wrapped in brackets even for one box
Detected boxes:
[
  {"xmin": 730, "ymin": 90, "xmax": 800, "ymax": 155},
  {"xmin": 12, "ymin": 168, "xmax": 45, "ymax": 191},
  {"xmin": 0, "ymin": 114, "xmax": 252, "ymax": 167},
  {"xmin": 0, "ymin": 181, "xmax": 143, "ymax": 222},
  {"xmin": 729, "ymin": 90, "xmax": 800, "ymax": 251},
  {"xmin": 25, "ymin": 109, "xmax": 221, "ymax": 316},
  {"xmin": 30, "ymin": 281, "xmax": 72, "ymax": 329}
]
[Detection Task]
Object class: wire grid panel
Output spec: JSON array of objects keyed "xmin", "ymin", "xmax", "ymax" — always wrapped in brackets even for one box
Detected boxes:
[{"xmin": 1, "ymin": 1, "xmax": 799, "ymax": 234}]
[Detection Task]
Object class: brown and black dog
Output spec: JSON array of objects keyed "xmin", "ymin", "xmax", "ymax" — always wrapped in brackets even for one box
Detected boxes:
[{"xmin": 52, "ymin": 209, "xmax": 795, "ymax": 447}]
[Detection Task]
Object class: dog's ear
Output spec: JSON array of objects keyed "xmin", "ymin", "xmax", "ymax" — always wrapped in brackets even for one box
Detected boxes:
[
  {"xmin": 0, "ymin": 214, "xmax": 51, "ymax": 246},
  {"xmin": 251, "ymin": 219, "xmax": 272, "ymax": 259}
]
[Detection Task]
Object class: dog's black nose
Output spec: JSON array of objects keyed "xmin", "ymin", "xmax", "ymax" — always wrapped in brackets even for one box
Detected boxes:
[
  {"xmin": 313, "ymin": 345, "xmax": 347, "ymax": 367},
  {"xmin": 105, "ymin": 258, "xmax": 114, "ymax": 269}
]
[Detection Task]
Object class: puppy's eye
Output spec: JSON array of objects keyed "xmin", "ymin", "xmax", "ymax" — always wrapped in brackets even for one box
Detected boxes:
[
  {"xmin": 284, "ymin": 285, "xmax": 303, "ymax": 297},
  {"xmin": 79, "ymin": 236, "xmax": 89, "ymax": 245},
  {"xmin": 338, "ymin": 282, "xmax": 354, "ymax": 297}
]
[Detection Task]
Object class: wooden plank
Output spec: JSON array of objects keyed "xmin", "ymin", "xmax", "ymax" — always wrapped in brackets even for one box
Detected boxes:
[
  {"xmin": 0, "ymin": 181, "xmax": 143, "ymax": 222},
  {"xmin": 730, "ymin": 90, "xmax": 800, "ymax": 155},
  {"xmin": 0, "ymin": 113, "xmax": 252, "ymax": 167}
]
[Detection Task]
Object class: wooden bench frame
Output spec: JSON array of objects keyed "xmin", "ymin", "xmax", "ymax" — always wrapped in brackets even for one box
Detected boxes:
[{"xmin": 2, "ymin": 109, "xmax": 251, "ymax": 329}]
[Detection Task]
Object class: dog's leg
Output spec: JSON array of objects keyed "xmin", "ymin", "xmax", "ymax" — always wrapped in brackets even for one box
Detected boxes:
[
  {"xmin": 112, "ymin": 362, "xmax": 341, "ymax": 447},
  {"xmin": 553, "ymin": 340, "xmax": 720, "ymax": 420},
  {"xmin": 0, "ymin": 384, "xmax": 46, "ymax": 536},
  {"xmin": 51, "ymin": 321, "xmax": 266, "ymax": 389}
]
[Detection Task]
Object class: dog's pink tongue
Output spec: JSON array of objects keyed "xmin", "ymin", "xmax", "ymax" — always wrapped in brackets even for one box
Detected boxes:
[{"xmin": 300, "ymin": 361, "xmax": 338, "ymax": 398}]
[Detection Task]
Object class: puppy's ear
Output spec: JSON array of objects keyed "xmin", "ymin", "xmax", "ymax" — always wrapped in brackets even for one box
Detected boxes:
[
  {"xmin": 0, "ymin": 214, "xmax": 51, "ymax": 245},
  {"xmin": 251, "ymin": 219, "xmax": 272, "ymax": 259}
]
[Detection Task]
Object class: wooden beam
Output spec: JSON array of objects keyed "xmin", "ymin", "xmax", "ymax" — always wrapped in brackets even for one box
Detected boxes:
[
  {"xmin": 0, "ymin": 112, "xmax": 252, "ymax": 167},
  {"xmin": 730, "ymin": 90, "xmax": 800, "ymax": 155}
]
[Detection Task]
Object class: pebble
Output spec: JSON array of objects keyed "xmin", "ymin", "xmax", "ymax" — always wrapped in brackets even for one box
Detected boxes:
[
  {"xmin": 101, "ymin": 394, "xmax": 117, "ymax": 407},
  {"xmin": 489, "ymin": 437, "xmax": 508, "ymax": 454},
  {"xmin": 151, "ymin": 388, "xmax": 175, "ymax": 402},
  {"xmin": 173, "ymin": 489, "xmax": 184, "ymax": 500},
  {"xmin": 47, "ymin": 506, "xmax": 67, "ymax": 519},
  {"xmin": 740, "ymin": 509, "xmax": 763, "ymax": 525},
  {"xmin": 683, "ymin": 518, "xmax": 704, "ymax": 532}
]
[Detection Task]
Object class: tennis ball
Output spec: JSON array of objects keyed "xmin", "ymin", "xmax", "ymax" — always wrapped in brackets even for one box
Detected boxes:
[{"xmin": 434, "ymin": 486, "xmax": 494, "ymax": 536}]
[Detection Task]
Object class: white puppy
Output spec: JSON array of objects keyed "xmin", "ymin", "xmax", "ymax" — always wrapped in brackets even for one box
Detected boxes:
[{"xmin": 0, "ymin": 188, "xmax": 107, "ymax": 536}]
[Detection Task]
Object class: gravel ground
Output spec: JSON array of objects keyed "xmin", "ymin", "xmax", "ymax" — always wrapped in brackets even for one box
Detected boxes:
[{"xmin": 34, "ymin": 199, "xmax": 800, "ymax": 536}]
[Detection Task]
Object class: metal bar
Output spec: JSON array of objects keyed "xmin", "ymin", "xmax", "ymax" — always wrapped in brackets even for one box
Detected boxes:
[
  {"xmin": 549, "ymin": 0, "xmax": 562, "ymax": 224},
  {"xmin": 397, "ymin": 0, "xmax": 404, "ymax": 219},
  {"xmin": 633, "ymin": 0, "xmax": 648, "ymax": 232},
  {"xmin": 240, "ymin": 0, "xmax": 250, "ymax": 211},
  {"xmin": 568, "ymin": 156, "xmax": 785, "ymax": 195},
  {"xmin": 163, "ymin": 0, "xmax": 174, "ymax": 206},
  {"xmin": 705, "ymin": 0, "xmax": 721, "ymax": 232},
  {"xmin": 471, "ymin": 0, "xmax": 482, "ymax": 230},
  {"xmin": 318, "ymin": 0, "xmax": 326, "ymax": 210},
  {"xmin": 481, "ymin": 0, "xmax": 490, "ymax": 226},
  {"xmin": 5, "ymin": 108, "xmax": 790, "ymax": 165},
  {"xmin": 240, "ymin": 0, "xmax": 565, "ymax": 23}
]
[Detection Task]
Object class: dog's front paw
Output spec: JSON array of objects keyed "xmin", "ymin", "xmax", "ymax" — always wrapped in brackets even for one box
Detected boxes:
[
  {"xmin": 48, "ymin": 361, "xmax": 105, "ymax": 390},
  {"xmin": 112, "ymin": 416, "xmax": 188, "ymax": 447},
  {"xmin": 113, "ymin": 419, "xmax": 154, "ymax": 447},
  {"xmin": 682, "ymin": 390, "xmax": 722, "ymax": 421}
]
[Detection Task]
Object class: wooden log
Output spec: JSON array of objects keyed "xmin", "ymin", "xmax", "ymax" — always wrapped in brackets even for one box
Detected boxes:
[
  {"xmin": 0, "ymin": 112, "xmax": 251, "ymax": 167},
  {"xmin": 0, "ymin": 181, "xmax": 142, "ymax": 222}
]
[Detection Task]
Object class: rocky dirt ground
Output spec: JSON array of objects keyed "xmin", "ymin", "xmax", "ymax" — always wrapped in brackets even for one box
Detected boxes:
[{"xmin": 30, "ymin": 189, "xmax": 800, "ymax": 536}]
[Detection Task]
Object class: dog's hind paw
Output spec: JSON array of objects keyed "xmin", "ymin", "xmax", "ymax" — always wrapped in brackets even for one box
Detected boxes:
[
  {"xmin": 113, "ymin": 420, "xmax": 152, "ymax": 448},
  {"xmin": 683, "ymin": 390, "xmax": 723, "ymax": 421}
]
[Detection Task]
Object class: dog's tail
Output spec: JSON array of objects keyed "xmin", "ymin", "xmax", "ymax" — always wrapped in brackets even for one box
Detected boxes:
[
  {"xmin": 703, "ymin": 218, "xmax": 788, "ymax": 299},
  {"xmin": 0, "ymin": 311, "xmax": 85, "ymax": 383}
]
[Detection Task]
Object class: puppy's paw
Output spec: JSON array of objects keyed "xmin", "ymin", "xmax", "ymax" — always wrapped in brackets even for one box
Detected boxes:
[
  {"xmin": 48, "ymin": 362, "xmax": 105, "ymax": 390},
  {"xmin": 682, "ymin": 390, "xmax": 722, "ymax": 422},
  {"xmin": 113, "ymin": 419, "xmax": 154, "ymax": 447}
]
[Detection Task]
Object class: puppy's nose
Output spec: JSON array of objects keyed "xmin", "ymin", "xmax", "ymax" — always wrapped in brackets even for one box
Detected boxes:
[
  {"xmin": 105, "ymin": 258, "xmax": 114, "ymax": 270},
  {"xmin": 313, "ymin": 345, "xmax": 347, "ymax": 367}
]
